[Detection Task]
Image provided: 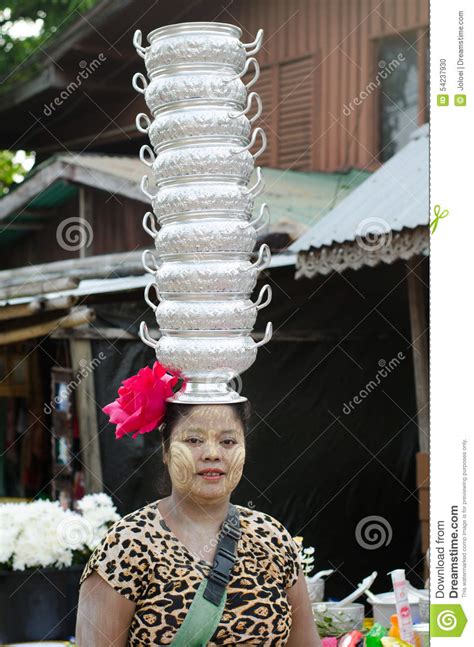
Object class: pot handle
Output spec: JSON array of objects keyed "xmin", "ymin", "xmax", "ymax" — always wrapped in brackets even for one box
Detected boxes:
[
  {"xmin": 252, "ymin": 203, "xmax": 271, "ymax": 232},
  {"xmin": 142, "ymin": 211, "xmax": 158, "ymax": 237},
  {"xmin": 248, "ymin": 92, "xmax": 263, "ymax": 124},
  {"xmin": 229, "ymin": 92, "xmax": 262, "ymax": 125},
  {"xmin": 136, "ymin": 112, "xmax": 151, "ymax": 134},
  {"xmin": 132, "ymin": 72, "xmax": 148, "ymax": 94},
  {"xmin": 241, "ymin": 284, "xmax": 272, "ymax": 312},
  {"xmin": 227, "ymin": 58, "xmax": 260, "ymax": 89},
  {"xmin": 133, "ymin": 30, "xmax": 149, "ymax": 58},
  {"xmin": 254, "ymin": 321, "xmax": 273, "ymax": 348},
  {"xmin": 247, "ymin": 243, "xmax": 271, "ymax": 271},
  {"xmin": 238, "ymin": 202, "xmax": 270, "ymax": 231},
  {"xmin": 139, "ymin": 321, "xmax": 158, "ymax": 349},
  {"xmin": 231, "ymin": 127, "xmax": 266, "ymax": 160},
  {"xmin": 142, "ymin": 249, "xmax": 160, "ymax": 274},
  {"xmin": 242, "ymin": 29, "xmax": 264, "ymax": 56},
  {"xmin": 243, "ymin": 166, "xmax": 264, "ymax": 197},
  {"xmin": 141, "ymin": 174, "xmax": 156, "ymax": 200},
  {"xmin": 140, "ymin": 144, "xmax": 156, "ymax": 167},
  {"xmin": 244, "ymin": 58, "xmax": 260, "ymax": 90},
  {"xmin": 144, "ymin": 281, "xmax": 159, "ymax": 311}
]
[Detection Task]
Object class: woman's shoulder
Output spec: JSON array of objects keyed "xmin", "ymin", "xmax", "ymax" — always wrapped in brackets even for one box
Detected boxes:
[
  {"xmin": 111, "ymin": 500, "xmax": 160, "ymax": 533},
  {"xmin": 235, "ymin": 505, "xmax": 302, "ymax": 589},
  {"xmin": 235, "ymin": 504, "xmax": 295, "ymax": 542},
  {"xmin": 79, "ymin": 501, "xmax": 158, "ymax": 601},
  {"xmin": 89, "ymin": 500, "xmax": 161, "ymax": 554}
]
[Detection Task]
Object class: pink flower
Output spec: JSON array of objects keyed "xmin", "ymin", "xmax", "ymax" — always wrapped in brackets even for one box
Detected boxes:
[{"xmin": 103, "ymin": 362, "xmax": 184, "ymax": 440}]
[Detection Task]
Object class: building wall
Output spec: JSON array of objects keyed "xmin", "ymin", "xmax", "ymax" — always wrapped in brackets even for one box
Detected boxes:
[
  {"xmin": 0, "ymin": 0, "xmax": 428, "ymax": 174},
  {"xmin": 213, "ymin": 0, "xmax": 429, "ymax": 172},
  {"xmin": 4, "ymin": 189, "xmax": 147, "ymax": 268}
]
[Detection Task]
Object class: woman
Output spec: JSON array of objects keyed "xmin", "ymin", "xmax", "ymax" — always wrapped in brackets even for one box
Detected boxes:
[{"xmin": 76, "ymin": 400, "xmax": 321, "ymax": 645}]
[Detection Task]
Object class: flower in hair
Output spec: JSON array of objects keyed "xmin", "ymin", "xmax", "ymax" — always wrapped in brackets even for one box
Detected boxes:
[{"xmin": 103, "ymin": 361, "xmax": 185, "ymax": 440}]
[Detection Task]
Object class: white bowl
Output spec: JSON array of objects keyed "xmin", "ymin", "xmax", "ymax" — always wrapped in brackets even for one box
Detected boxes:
[
  {"xmin": 312, "ymin": 602, "xmax": 364, "ymax": 637},
  {"xmin": 370, "ymin": 591, "xmax": 422, "ymax": 627}
]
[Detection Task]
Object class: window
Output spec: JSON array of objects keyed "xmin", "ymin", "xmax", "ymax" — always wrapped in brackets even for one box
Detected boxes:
[
  {"xmin": 252, "ymin": 55, "xmax": 316, "ymax": 171},
  {"xmin": 377, "ymin": 31, "xmax": 420, "ymax": 162}
]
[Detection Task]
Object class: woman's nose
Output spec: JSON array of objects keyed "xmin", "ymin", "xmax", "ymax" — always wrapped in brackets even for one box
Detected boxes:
[{"xmin": 202, "ymin": 440, "xmax": 221, "ymax": 460}]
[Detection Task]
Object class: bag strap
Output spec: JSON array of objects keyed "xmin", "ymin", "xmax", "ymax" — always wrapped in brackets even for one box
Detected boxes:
[
  {"xmin": 170, "ymin": 504, "xmax": 241, "ymax": 647},
  {"xmin": 203, "ymin": 503, "xmax": 240, "ymax": 605}
]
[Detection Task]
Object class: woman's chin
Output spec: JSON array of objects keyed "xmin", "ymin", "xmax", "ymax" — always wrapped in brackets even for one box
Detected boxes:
[{"xmin": 191, "ymin": 479, "xmax": 229, "ymax": 500}]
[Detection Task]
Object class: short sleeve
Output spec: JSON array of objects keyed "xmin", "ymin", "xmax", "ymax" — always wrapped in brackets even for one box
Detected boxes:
[
  {"xmin": 79, "ymin": 520, "xmax": 149, "ymax": 603},
  {"xmin": 280, "ymin": 526, "xmax": 302, "ymax": 589},
  {"xmin": 264, "ymin": 515, "xmax": 302, "ymax": 589}
]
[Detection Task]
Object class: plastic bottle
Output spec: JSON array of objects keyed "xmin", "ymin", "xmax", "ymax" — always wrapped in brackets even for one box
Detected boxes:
[
  {"xmin": 387, "ymin": 615, "xmax": 421, "ymax": 646},
  {"xmin": 388, "ymin": 614, "xmax": 400, "ymax": 638}
]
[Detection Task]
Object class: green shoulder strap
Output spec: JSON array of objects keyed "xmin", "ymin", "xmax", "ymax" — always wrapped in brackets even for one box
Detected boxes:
[
  {"xmin": 170, "ymin": 504, "xmax": 240, "ymax": 647},
  {"xmin": 170, "ymin": 579, "xmax": 227, "ymax": 647}
]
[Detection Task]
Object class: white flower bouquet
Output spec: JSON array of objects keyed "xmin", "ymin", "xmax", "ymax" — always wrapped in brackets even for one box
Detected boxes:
[
  {"xmin": 0, "ymin": 493, "xmax": 120, "ymax": 571},
  {"xmin": 293, "ymin": 535, "xmax": 316, "ymax": 576}
]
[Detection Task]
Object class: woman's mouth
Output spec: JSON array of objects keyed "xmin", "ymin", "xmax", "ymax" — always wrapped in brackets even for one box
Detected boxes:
[{"xmin": 198, "ymin": 469, "xmax": 225, "ymax": 481}]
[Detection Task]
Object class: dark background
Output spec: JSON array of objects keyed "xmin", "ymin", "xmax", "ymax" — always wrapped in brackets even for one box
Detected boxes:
[{"xmin": 90, "ymin": 259, "xmax": 424, "ymax": 603}]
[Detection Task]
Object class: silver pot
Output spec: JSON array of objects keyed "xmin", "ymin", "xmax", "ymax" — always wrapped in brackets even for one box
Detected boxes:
[
  {"xmin": 141, "ymin": 168, "xmax": 264, "ymax": 220},
  {"xmin": 132, "ymin": 59, "xmax": 259, "ymax": 114},
  {"xmin": 139, "ymin": 128, "xmax": 266, "ymax": 183},
  {"xmin": 139, "ymin": 321, "xmax": 273, "ymax": 380},
  {"xmin": 133, "ymin": 23, "xmax": 263, "ymax": 74},
  {"xmin": 145, "ymin": 283, "xmax": 272, "ymax": 330},
  {"xmin": 142, "ymin": 245, "xmax": 271, "ymax": 293},
  {"xmin": 144, "ymin": 204, "xmax": 270, "ymax": 255},
  {"xmin": 135, "ymin": 93, "xmax": 262, "ymax": 151}
]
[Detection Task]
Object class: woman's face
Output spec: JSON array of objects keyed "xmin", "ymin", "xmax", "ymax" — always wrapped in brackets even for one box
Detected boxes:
[{"xmin": 164, "ymin": 405, "xmax": 246, "ymax": 504}]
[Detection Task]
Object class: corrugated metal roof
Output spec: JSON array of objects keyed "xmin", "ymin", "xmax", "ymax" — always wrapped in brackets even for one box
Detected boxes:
[
  {"xmin": 255, "ymin": 166, "xmax": 371, "ymax": 231},
  {"xmin": 289, "ymin": 123, "xmax": 429, "ymax": 252},
  {"xmin": 66, "ymin": 153, "xmax": 146, "ymax": 184},
  {"xmin": 0, "ymin": 153, "xmax": 371, "ymax": 242},
  {"xmin": 0, "ymin": 250, "xmax": 297, "ymax": 306},
  {"xmin": 27, "ymin": 179, "xmax": 78, "ymax": 209},
  {"xmin": 0, "ymin": 173, "xmax": 79, "ymax": 247}
]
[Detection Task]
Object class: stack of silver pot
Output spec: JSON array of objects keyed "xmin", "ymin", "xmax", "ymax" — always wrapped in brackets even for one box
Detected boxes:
[{"xmin": 132, "ymin": 22, "xmax": 273, "ymax": 404}]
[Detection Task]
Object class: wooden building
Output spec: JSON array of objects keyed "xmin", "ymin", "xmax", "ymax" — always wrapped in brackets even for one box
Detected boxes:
[{"xmin": 0, "ymin": 0, "xmax": 428, "ymax": 170}]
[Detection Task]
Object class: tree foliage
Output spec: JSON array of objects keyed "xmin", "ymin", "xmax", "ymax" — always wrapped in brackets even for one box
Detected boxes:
[
  {"xmin": 0, "ymin": 1, "xmax": 101, "ymax": 193},
  {"xmin": 0, "ymin": 0, "xmax": 101, "ymax": 84},
  {"xmin": 0, "ymin": 151, "xmax": 28, "ymax": 196}
]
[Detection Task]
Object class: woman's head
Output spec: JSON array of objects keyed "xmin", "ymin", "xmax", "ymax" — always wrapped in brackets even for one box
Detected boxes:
[{"xmin": 159, "ymin": 401, "xmax": 251, "ymax": 504}]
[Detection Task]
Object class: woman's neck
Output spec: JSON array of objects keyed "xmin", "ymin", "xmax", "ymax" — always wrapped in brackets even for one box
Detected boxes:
[{"xmin": 161, "ymin": 490, "xmax": 231, "ymax": 531}]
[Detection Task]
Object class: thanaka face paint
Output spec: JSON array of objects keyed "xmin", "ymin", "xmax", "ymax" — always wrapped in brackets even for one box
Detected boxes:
[{"xmin": 164, "ymin": 405, "xmax": 246, "ymax": 503}]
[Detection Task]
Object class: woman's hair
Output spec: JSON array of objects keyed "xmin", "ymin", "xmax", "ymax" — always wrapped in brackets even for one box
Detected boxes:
[{"xmin": 156, "ymin": 400, "xmax": 252, "ymax": 496}]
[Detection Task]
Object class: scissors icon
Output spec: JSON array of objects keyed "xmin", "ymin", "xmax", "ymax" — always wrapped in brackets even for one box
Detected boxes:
[{"xmin": 430, "ymin": 204, "xmax": 449, "ymax": 234}]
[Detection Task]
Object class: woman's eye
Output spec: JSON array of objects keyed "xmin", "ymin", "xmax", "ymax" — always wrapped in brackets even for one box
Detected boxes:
[
  {"xmin": 186, "ymin": 437, "xmax": 202, "ymax": 444},
  {"xmin": 222, "ymin": 438, "xmax": 237, "ymax": 446}
]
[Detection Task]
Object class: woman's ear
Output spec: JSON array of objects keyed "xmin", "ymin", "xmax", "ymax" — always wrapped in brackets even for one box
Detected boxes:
[{"xmin": 161, "ymin": 439, "xmax": 168, "ymax": 465}]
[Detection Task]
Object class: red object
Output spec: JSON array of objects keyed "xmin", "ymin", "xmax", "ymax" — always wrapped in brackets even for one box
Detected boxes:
[
  {"xmin": 321, "ymin": 638, "xmax": 338, "ymax": 647},
  {"xmin": 338, "ymin": 631, "xmax": 363, "ymax": 647},
  {"xmin": 103, "ymin": 361, "xmax": 185, "ymax": 439}
]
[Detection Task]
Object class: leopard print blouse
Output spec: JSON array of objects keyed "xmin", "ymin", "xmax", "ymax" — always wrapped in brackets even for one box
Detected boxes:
[{"xmin": 79, "ymin": 500, "xmax": 301, "ymax": 645}]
